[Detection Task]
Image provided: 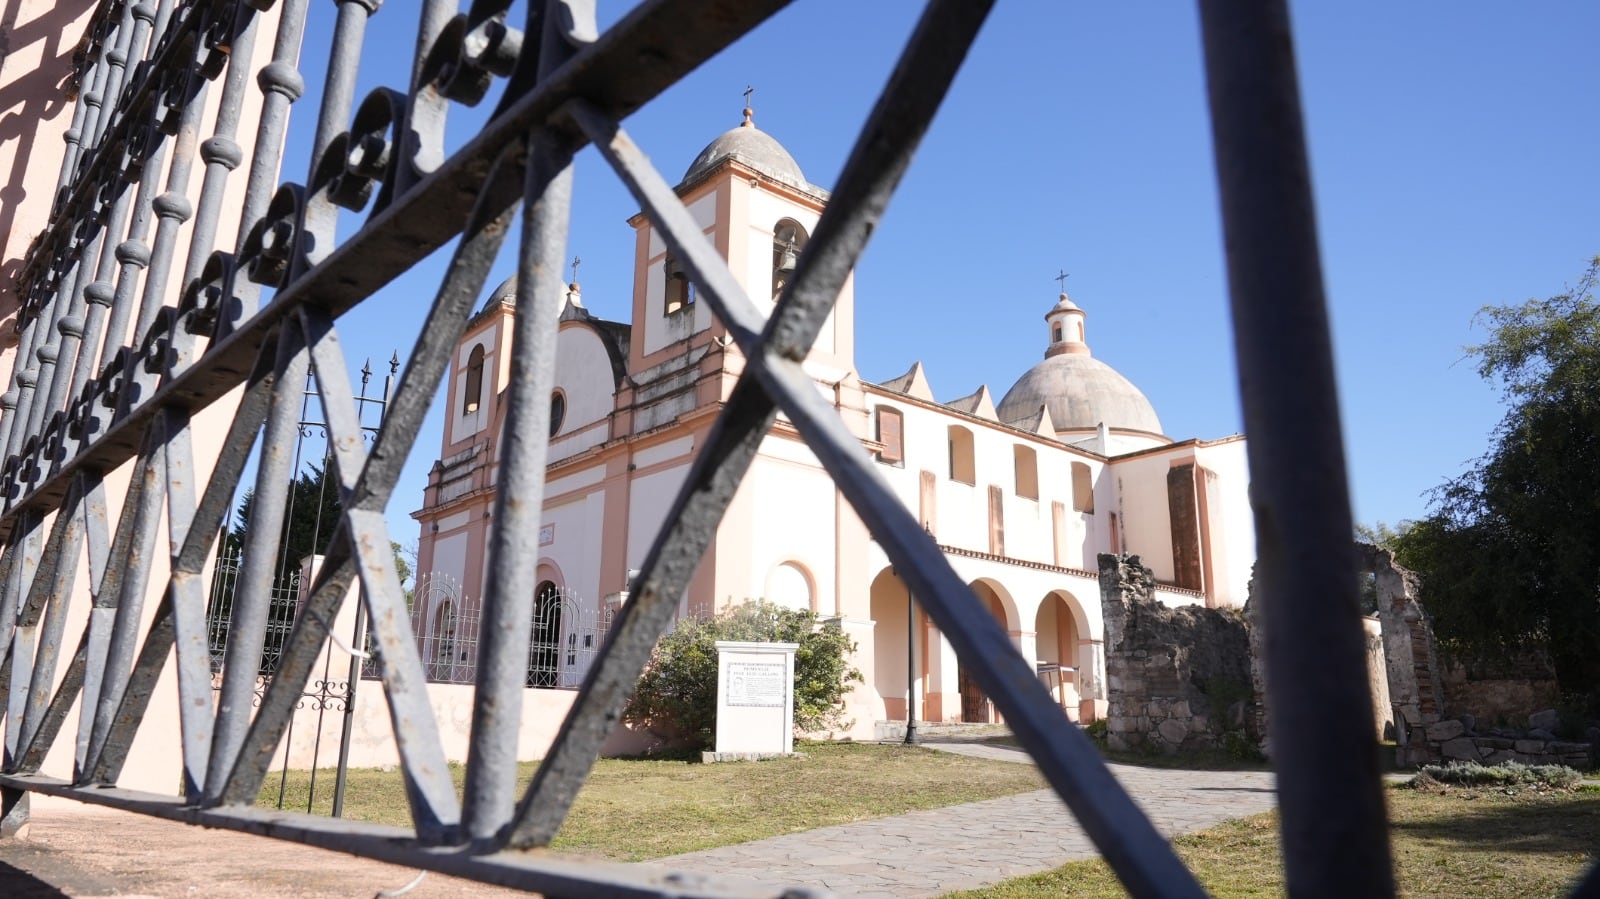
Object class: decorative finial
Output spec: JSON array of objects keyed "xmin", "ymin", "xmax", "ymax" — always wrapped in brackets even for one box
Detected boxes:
[
  {"xmin": 569, "ymin": 255, "xmax": 581, "ymax": 291},
  {"xmin": 742, "ymin": 85, "xmax": 754, "ymax": 127},
  {"xmin": 389, "ymin": 351, "xmax": 400, "ymax": 375},
  {"xmin": 1055, "ymin": 269, "xmax": 1070, "ymax": 296}
]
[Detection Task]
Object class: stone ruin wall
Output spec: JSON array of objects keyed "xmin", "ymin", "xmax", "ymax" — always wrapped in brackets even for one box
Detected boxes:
[
  {"xmin": 1362, "ymin": 545, "xmax": 1590, "ymax": 769},
  {"xmin": 1101, "ymin": 547, "xmax": 1591, "ymax": 768},
  {"xmin": 1099, "ymin": 554, "xmax": 1262, "ymax": 754}
]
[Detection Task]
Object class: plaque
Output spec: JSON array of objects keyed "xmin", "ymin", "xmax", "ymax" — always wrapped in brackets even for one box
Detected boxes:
[{"xmin": 726, "ymin": 660, "xmax": 786, "ymax": 708}]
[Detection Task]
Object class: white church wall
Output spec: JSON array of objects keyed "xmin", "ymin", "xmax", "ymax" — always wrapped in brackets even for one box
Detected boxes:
[
  {"xmin": 1195, "ymin": 438, "xmax": 1255, "ymax": 607},
  {"xmin": 1111, "ymin": 452, "xmax": 1178, "ymax": 583},
  {"xmin": 432, "ymin": 531, "xmax": 469, "ymax": 587},
  {"xmin": 626, "ymin": 463, "xmax": 689, "ymax": 571},
  {"xmin": 540, "ymin": 490, "xmax": 607, "ymax": 607},
  {"xmin": 717, "ymin": 438, "xmax": 837, "ymax": 616}
]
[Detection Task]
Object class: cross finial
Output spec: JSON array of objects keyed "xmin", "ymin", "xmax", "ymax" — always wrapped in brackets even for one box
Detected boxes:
[
  {"xmin": 1055, "ymin": 270, "xmax": 1070, "ymax": 293},
  {"xmin": 742, "ymin": 85, "xmax": 754, "ymax": 125},
  {"xmin": 569, "ymin": 256, "xmax": 581, "ymax": 285}
]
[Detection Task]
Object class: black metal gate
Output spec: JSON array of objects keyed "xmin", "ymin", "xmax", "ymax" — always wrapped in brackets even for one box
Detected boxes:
[{"xmin": 0, "ymin": 1, "xmax": 1591, "ymax": 897}]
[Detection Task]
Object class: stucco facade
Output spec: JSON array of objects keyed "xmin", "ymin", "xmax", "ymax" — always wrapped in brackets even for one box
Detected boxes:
[{"xmin": 412, "ymin": 110, "xmax": 1256, "ymax": 740}]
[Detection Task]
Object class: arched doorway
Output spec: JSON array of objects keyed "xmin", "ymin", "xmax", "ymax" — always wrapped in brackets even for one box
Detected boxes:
[
  {"xmin": 960, "ymin": 580, "xmax": 1018, "ymax": 723},
  {"xmin": 1036, "ymin": 591, "xmax": 1087, "ymax": 721},
  {"xmin": 528, "ymin": 580, "xmax": 563, "ymax": 687},
  {"xmin": 869, "ymin": 567, "xmax": 922, "ymax": 722}
]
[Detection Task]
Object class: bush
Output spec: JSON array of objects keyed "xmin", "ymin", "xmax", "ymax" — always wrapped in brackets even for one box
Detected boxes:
[
  {"xmin": 624, "ymin": 600, "xmax": 863, "ymax": 750},
  {"xmin": 1409, "ymin": 760, "xmax": 1581, "ymax": 791}
]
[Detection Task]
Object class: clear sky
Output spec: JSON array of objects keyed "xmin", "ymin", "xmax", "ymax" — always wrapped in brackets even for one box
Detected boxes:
[{"xmin": 296, "ymin": 1, "xmax": 1600, "ymax": 546}]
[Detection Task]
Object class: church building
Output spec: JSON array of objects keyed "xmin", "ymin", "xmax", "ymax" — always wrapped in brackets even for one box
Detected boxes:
[{"xmin": 410, "ymin": 107, "xmax": 1255, "ymax": 737}]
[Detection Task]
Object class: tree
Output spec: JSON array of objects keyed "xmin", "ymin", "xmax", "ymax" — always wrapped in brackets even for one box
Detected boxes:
[
  {"xmin": 624, "ymin": 600, "xmax": 863, "ymax": 750},
  {"xmin": 228, "ymin": 462, "xmax": 343, "ymax": 584},
  {"xmin": 1393, "ymin": 256, "xmax": 1600, "ymax": 711}
]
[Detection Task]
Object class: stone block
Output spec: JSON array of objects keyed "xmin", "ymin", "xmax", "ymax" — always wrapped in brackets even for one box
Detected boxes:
[
  {"xmin": 1171, "ymin": 700, "xmax": 1191, "ymax": 718},
  {"xmin": 1425, "ymin": 720, "xmax": 1465, "ymax": 742},
  {"xmin": 1157, "ymin": 718, "xmax": 1189, "ymax": 745},
  {"xmin": 1107, "ymin": 734, "xmax": 1132, "ymax": 752},
  {"xmin": 1528, "ymin": 727, "xmax": 1556, "ymax": 741},
  {"xmin": 1480, "ymin": 737, "xmax": 1515, "ymax": 751},
  {"xmin": 1481, "ymin": 750, "xmax": 1516, "ymax": 765},
  {"xmin": 1108, "ymin": 716, "xmax": 1134, "ymax": 734},
  {"xmin": 1514, "ymin": 739, "xmax": 1547, "ymax": 755},
  {"xmin": 1148, "ymin": 699, "xmax": 1169, "ymax": 717},
  {"xmin": 1528, "ymin": 708, "xmax": 1559, "ymax": 731},
  {"xmin": 1190, "ymin": 715, "xmax": 1209, "ymax": 733},
  {"xmin": 1550, "ymin": 741, "xmax": 1590, "ymax": 754},
  {"xmin": 1440, "ymin": 737, "xmax": 1480, "ymax": 761}
]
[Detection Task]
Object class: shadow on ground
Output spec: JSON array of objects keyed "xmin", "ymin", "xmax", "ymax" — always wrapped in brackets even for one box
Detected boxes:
[{"xmin": 1391, "ymin": 790, "xmax": 1600, "ymax": 856}]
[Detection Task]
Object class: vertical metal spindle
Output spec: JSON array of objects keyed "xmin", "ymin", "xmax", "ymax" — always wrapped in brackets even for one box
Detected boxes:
[
  {"xmin": 225, "ymin": 0, "xmax": 313, "ymax": 327},
  {"xmin": 1196, "ymin": 2, "xmax": 1395, "ymax": 895}
]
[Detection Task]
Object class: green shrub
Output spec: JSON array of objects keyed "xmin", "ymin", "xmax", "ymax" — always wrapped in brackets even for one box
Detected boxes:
[
  {"xmin": 624, "ymin": 600, "xmax": 863, "ymax": 751},
  {"xmin": 1410, "ymin": 760, "xmax": 1581, "ymax": 791},
  {"xmin": 1084, "ymin": 718, "xmax": 1108, "ymax": 746}
]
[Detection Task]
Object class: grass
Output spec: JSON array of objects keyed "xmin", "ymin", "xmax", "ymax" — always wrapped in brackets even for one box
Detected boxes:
[
  {"xmin": 946, "ymin": 784, "xmax": 1600, "ymax": 898},
  {"xmin": 259, "ymin": 740, "xmax": 1045, "ymax": 860}
]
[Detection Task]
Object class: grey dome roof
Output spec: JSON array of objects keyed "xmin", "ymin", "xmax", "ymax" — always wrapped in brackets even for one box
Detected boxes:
[
  {"xmin": 997, "ymin": 354, "xmax": 1163, "ymax": 435},
  {"xmin": 682, "ymin": 117, "xmax": 807, "ymax": 188}
]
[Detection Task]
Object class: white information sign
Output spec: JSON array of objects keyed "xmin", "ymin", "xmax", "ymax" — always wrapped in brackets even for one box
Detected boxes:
[{"xmin": 712, "ymin": 641, "xmax": 799, "ymax": 758}]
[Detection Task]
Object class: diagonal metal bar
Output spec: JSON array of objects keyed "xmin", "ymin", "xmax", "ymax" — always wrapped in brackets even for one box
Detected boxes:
[
  {"xmin": 1196, "ymin": 1, "xmax": 1394, "ymax": 895},
  {"xmin": 1, "ymin": 0, "xmax": 796, "ymax": 544},
  {"xmin": 288, "ymin": 310, "xmax": 461, "ymax": 839},
  {"xmin": 2, "ymin": 516, "xmax": 45, "ymax": 760},
  {"xmin": 0, "ymin": 770, "xmax": 808, "ymax": 899},
  {"xmin": 759, "ymin": 352, "xmax": 1209, "ymax": 899},
  {"xmin": 463, "ymin": 128, "xmax": 576, "ymax": 842},
  {"xmin": 85, "ymin": 588, "xmax": 179, "ymax": 786},
  {"xmin": 542, "ymin": 11, "xmax": 1205, "ymax": 894},
  {"xmin": 16, "ymin": 479, "xmax": 89, "ymax": 754},
  {"xmin": 219, "ymin": 144, "xmax": 521, "ymax": 821},
  {"xmin": 505, "ymin": 0, "xmax": 1018, "ymax": 849},
  {"xmin": 15, "ymin": 631, "xmax": 88, "ymax": 773},
  {"xmin": 82, "ymin": 427, "xmax": 169, "ymax": 782},
  {"xmin": 203, "ymin": 324, "xmax": 310, "ymax": 803}
]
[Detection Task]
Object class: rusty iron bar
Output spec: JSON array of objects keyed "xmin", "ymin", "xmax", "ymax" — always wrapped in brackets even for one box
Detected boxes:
[{"xmin": 1196, "ymin": 1, "xmax": 1396, "ymax": 896}]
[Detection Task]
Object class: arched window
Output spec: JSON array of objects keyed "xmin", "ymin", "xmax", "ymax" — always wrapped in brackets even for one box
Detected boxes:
[
  {"xmin": 664, "ymin": 255, "xmax": 693, "ymax": 314},
  {"xmin": 1014, "ymin": 445, "xmax": 1039, "ymax": 499},
  {"xmin": 549, "ymin": 391, "xmax": 566, "ymax": 437},
  {"xmin": 772, "ymin": 219, "xmax": 809, "ymax": 300},
  {"xmin": 462, "ymin": 344, "xmax": 485, "ymax": 415},
  {"xmin": 527, "ymin": 581, "xmax": 563, "ymax": 688},
  {"xmin": 947, "ymin": 425, "xmax": 975, "ymax": 484}
]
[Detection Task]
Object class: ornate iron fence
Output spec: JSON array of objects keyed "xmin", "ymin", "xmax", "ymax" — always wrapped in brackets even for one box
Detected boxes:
[{"xmin": 2, "ymin": 0, "xmax": 1590, "ymax": 897}]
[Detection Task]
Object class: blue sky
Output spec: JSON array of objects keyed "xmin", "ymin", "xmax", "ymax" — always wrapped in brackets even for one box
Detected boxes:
[{"xmin": 297, "ymin": 1, "xmax": 1600, "ymax": 545}]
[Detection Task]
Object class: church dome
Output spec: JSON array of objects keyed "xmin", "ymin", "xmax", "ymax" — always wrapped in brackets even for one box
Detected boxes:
[
  {"xmin": 996, "ymin": 291, "xmax": 1164, "ymax": 435},
  {"xmin": 997, "ymin": 354, "xmax": 1163, "ymax": 434},
  {"xmin": 681, "ymin": 108, "xmax": 807, "ymax": 189}
]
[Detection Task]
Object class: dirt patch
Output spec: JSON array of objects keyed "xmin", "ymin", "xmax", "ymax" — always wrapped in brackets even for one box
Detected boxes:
[{"xmin": 0, "ymin": 800, "xmax": 533, "ymax": 898}]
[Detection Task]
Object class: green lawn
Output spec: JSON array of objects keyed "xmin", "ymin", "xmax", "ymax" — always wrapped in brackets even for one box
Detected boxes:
[
  {"xmin": 262, "ymin": 741, "xmax": 1045, "ymax": 860},
  {"xmin": 946, "ymin": 784, "xmax": 1600, "ymax": 898}
]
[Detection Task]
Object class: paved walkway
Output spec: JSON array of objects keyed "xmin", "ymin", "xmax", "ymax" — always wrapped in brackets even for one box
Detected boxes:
[{"xmin": 648, "ymin": 741, "xmax": 1278, "ymax": 898}]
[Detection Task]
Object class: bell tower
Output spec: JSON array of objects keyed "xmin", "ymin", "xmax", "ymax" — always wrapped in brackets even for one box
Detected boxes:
[{"xmin": 624, "ymin": 102, "xmax": 855, "ymax": 377}]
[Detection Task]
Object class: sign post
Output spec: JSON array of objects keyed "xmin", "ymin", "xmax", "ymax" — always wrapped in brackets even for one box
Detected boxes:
[{"xmin": 708, "ymin": 641, "xmax": 800, "ymax": 761}]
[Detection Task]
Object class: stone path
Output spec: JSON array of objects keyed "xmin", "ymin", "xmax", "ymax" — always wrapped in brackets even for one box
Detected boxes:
[{"xmin": 648, "ymin": 741, "xmax": 1278, "ymax": 898}]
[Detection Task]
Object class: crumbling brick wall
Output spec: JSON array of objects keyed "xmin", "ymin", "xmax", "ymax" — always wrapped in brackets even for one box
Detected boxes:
[{"xmin": 1100, "ymin": 554, "xmax": 1258, "ymax": 754}]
